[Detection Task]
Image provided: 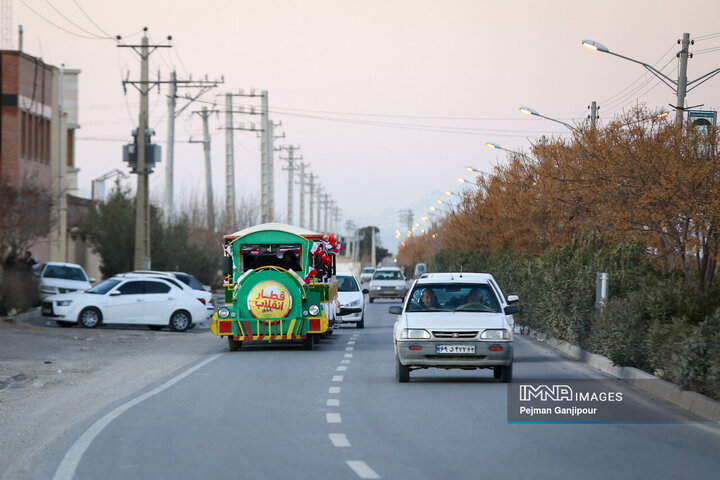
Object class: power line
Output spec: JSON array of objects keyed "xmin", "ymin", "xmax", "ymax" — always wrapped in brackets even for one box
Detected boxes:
[
  {"xmin": 18, "ymin": 0, "xmax": 107, "ymax": 39},
  {"xmin": 41, "ymin": 0, "xmax": 109, "ymax": 38},
  {"xmin": 71, "ymin": 0, "xmax": 113, "ymax": 38}
]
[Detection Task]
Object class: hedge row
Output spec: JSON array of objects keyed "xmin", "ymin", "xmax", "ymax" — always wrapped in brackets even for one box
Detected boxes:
[{"xmin": 428, "ymin": 235, "xmax": 720, "ymax": 400}]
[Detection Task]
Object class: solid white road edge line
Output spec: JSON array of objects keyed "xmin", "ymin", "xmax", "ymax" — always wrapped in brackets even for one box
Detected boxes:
[{"xmin": 53, "ymin": 353, "xmax": 222, "ymax": 480}]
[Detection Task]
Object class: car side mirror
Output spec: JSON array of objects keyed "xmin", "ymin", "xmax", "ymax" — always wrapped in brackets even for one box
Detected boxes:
[
  {"xmin": 504, "ymin": 305, "xmax": 519, "ymax": 315},
  {"xmin": 89, "ymin": 277, "xmax": 96, "ymax": 283},
  {"xmin": 507, "ymin": 295, "xmax": 519, "ymax": 304},
  {"xmin": 222, "ymin": 255, "xmax": 233, "ymax": 276},
  {"xmin": 388, "ymin": 306, "xmax": 403, "ymax": 315},
  {"xmin": 33, "ymin": 270, "xmax": 40, "ymax": 277},
  {"xmin": 109, "ymin": 291, "xmax": 121, "ymax": 296},
  {"xmin": 362, "ymin": 288, "xmax": 369, "ymax": 294}
]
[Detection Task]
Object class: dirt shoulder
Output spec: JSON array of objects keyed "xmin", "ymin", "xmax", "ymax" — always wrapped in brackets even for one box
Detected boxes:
[{"xmin": 0, "ymin": 311, "xmax": 223, "ymax": 480}]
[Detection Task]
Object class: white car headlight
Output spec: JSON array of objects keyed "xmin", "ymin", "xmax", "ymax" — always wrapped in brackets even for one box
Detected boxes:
[
  {"xmin": 56, "ymin": 300, "xmax": 73, "ymax": 307},
  {"xmin": 348, "ymin": 299, "xmax": 361, "ymax": 307},
  {"xmin": 40, "ymin": 286, "xmax": 58, "ymax": 294},
  {"xmin": 372, "ymin": 285, "xmax": 382, "ymax": 290},
  {"xmin": 401, "ymin": 328, "xmax": 431, "ymax": 339},
  {"xmin": 480, "ymin": 329, "xmax": 509, "ymax": 340},
  {"xmin": 308, "ymin": 304, "xmax": 320, "ymax": 316},
  {"xmin": 395, "ymin": 285, "xmax": 405, "ymax": 290},
  {"xmin": 218, "ymin": 307, "xmax": 230, "ymax": 318}
]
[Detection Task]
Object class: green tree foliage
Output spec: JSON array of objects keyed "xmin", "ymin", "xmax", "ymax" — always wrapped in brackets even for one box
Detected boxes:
[{"xmin": 83, "ymin": 185, "xmax": 220, "ymax": 284}]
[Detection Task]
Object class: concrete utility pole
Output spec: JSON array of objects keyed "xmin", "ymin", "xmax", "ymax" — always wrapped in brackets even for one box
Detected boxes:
[
  {"xmin": 260, "ymin": 91, "xmax": 271, "ymax": 222},
  {"xmin": 308, "ymin": 173, "xmax": 315, "ymax": 231},
  {"xmin": 164, "ymin": 70, "xmax": 221, "ymax": 223},
  {"xmin": 588, "ymin": 100, "xmax": 599, "ymax": 128},
  {"xmin": 280, "ymin": 145, "xmax": 301, "ymax": 225},
  {"xmin": 676, "ymin": 32, "xmax": 690, "ymax": 124},
  {"xmin": 224, "ymin": 93, "xmax": 235, "ymax": 226},
  {"xmin": 371, "ymin": 227, "xmax": 376, "ymax": 267},
  {"xmin": 316, "ymin": 185, "xmax": 323, "ymax": 232},
  {"xmin": 119, "ymin": 29, "xmax": 172, "ymax": 269},
  {"xmin": 323, "ymin": 194, "xmax": 330, "ymax": 232},
  {"xmin": 189, "ymin": 107, "xmax": 216, "ymax": 231},
  {"xmin": 298, "ymin": 162, "xmax": 307, "ymax": 228}
]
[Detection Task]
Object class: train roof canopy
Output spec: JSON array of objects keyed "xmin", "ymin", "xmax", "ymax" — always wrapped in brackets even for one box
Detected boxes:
[{"xmin": 226, "ymin": 222, "xmax": 324, "ymax": 241}]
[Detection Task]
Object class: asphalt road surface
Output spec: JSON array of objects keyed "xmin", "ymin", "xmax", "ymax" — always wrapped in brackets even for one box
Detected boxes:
[{"xmin": 33, "ymin": 300, "xmax": 720, "ymax": 480}]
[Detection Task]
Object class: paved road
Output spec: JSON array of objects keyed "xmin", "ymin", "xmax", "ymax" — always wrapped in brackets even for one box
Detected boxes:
[{"xmin": 36, "ymin": 300, "xmax": 720, "ymax": 480}]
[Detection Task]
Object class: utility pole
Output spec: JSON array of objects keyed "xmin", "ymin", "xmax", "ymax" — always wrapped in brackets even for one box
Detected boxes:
[
  {"xmin": 371, "ymin": 227, "xmax": 376, "ymax": 267},
  {"xmin": 280, "ymin": 145, "xmax": 301, "ymax": 225},
  {"xmin": 261, "ymin": 91, "xmax": 271, "ymax": 222},
  {"xmin": 676, "ymin": 32, "xmax": 690, "ymax": 124},
  {"xmin": 588, "ymin": 100, "xmax": 599, "ymax": 128},
  {"xmin": 298, "ymin": 162, "xmax": 307, "ymax": 228},
  {"xmin": 119, "ymin": 30, "xmax": 172, "ymax": 270},
  {"xmin": 308, "ymin": 173, "xmax": 315, "ymax": 231},
  {"xmin": 316, "ymin": 185, "xmax": 323, "ymax": 232},
  {"xmin": 189, "ymin": 107, "xmax": 216, "ymax": 231},
  {"xmin": 164, "ymin": 70, "xmax": 221, "ymax": 223},
  {"xmin": 323, "ymin": 194, "xmax": 330, "ymax": 232},
  {"xmin": 224, "ymin": 93, "xmax": 235, "ymax": 226}
]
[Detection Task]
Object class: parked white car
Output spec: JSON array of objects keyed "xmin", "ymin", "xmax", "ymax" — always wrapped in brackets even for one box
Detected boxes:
[
  {"xmin": 368, "ymin": 267, "xmax": 408, "ymax": 302},
  {"xmin": 35, "ymin": 262, "xmax": 95, "ymax": 301},
  {"xmin": 336, "ymin": 274, "xmax": 368, "ymax": 328},
  {"xmin": 390, "ymin": 272, "xmax": 519, "ymax": 383},
  {"xmin": 128, "ymin": 270, "xmax": 213, "ymax": 317},
  {"xmin": 41, "ymin": 276, "xmax": 207, "ymax": 331}
]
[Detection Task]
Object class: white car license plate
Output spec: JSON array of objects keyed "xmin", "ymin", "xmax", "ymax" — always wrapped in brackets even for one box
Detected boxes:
[{"xmin": 436, "ymin": 345, "xmax": 475, "ymax": 354}]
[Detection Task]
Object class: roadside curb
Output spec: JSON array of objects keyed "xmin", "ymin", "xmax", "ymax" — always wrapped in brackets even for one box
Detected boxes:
[
  {"xmin": 519, "ymin": 326, "xmax": 720, "ymax": 421},
  {"xmin": 2, "ymin": 307, "xmax": 40, "ymax": 323}
]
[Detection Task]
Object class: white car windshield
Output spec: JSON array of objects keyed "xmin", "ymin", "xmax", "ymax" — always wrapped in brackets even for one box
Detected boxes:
[
  {"xmin": 373, "ymin": 271, "xmax": 403, "ymax": 281},
  {"xmin": 406, "ymin": 284, "xmax": 501, "ymax": 313},
  {"xmin": 44, "ymin": 265, "xmax": 87, "ymax": 281},
  {"xmin": 337, "ymin": 276, "xmax": 359, "ymax": 292},
  {"xmin": 87, "ymin": 279, "xmax": 121, "ymax": 295}
]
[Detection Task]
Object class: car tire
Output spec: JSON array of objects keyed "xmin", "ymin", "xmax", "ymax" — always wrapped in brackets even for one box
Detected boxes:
[
  {"xmin": 227, "ymin": 336, "xmax": 242, "ymax": 351},
  {"xmin": 147, "ymin": 325, "xmax": 163, "ymax": 331},
  {"xmin": 369, "ymin": 297, "xmax": 374, "ymax": 303},
  {"xmin": 303, "ymin": 334, "xmax": 314, "ymax": 350},
  {"xmin": 395, "ymin": 354, "xmax": 410, "ymax": 383},
  {"xmin": 499, "ymin": 364, "xmax": 512, "ymax": 383},
  {"xmin": 56, "ymin": 320, "xmax": 73, "ymax": 328},
  {"xmin": 78, "ymin": 307, "xmax": 101, "ymax": 328},
  {"xmin": 357, "ymin": 315, "xmax": 364, "ymax": 329},
  {"xmin": 169, "ymin": 310, "xmax": 191, "ymax": 332}
]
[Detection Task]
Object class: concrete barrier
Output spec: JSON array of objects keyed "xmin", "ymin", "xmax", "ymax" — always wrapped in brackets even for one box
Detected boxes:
[{"xmin": 520, "ymin": 326, "xmax": 720, "ymax": 422}]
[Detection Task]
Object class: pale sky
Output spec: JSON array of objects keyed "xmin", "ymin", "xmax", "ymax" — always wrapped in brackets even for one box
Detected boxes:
[{"xmin": 11, "ymin": 0, "xmax": 720, "ymax": 254}]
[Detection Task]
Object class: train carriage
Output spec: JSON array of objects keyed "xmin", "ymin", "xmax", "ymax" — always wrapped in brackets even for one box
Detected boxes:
[{"xmin": 210, "ymin": 223, "xmax": 356, "ymax": 350}]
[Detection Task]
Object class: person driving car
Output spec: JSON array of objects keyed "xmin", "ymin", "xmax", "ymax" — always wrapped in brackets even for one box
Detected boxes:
[{"xmin": 419, "ymin": 288, "xmax": 441, "ymax": 310}]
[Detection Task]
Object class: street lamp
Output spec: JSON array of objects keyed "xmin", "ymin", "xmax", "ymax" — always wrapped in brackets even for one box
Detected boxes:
[
  {"xmin": 457, "ymin": 177, "xmax": 476, "ymax": 185},
  {"xmin": 520, "ymin": 106, "xmax": 575, "ymax": 131},
  {"xmin": 582, "ymin": 34, "xmax": 720, "ymax": 123}
]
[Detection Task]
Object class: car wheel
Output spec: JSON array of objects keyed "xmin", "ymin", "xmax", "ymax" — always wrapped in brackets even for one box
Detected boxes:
[
  {"xmin": 369, "ymin": 297, "xmax": 374, "ymax": 303},
  {"xmin": 227, "ymin": 336, "xmax": 242, "ymax": 351},
  {"xmin": 303, "ymin": 334, "xmax": 314, "ymax": 350},
  {"xmin": 499, "ymin": 364, "xmax": 513, "ymax": 383},
  {"xmin": 395, "ymin": 354, "xmax": 410, "ymax": 382},
  {"xmin": 78, "ymin": 307, "xmax": 101, "ymax": 328},
  {"xmin": 356, "ymin": 315, "xmax": 364, "ymax": 329},
  {"xmin": 56, "ymin": 320, "xmax": 73, "ymax": 328},
  {"xmin": 169, "ymin": 310, "xmax": 191, "ymax": 332}
]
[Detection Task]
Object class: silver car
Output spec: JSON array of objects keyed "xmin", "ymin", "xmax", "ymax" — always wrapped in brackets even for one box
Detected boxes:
[
  {"xmin": 390, "ymin": 273, "xmax": 518, "ymax": 383},
  {"xmin": 368, "ymin": 267, "xmax": 408, "ymax": 303}
]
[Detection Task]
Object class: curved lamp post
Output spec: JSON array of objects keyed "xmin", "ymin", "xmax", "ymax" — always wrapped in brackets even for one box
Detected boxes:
[
  {"xmin": 520, "ymin": 106, "xmax": 575, "ymax": 131},
  {"xmin": 582, "ymin": 35, "xmax": 720, "ymax": 123}
]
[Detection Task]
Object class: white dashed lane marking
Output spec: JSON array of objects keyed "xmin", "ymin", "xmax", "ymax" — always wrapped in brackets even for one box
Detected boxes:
[
  {"xmin": 346, "ymin": 347, "xmax": 354, "ymax": 351},
  {"xmin": 345, "ymin": 353, "xmax": 353, "ymax": 358},
  {"xmin": 347, "ymin": 460, "xmax": 381, "ymax": 479},
  {"xmin": 329, "ymin": 386, "xmax": 341, "ymax": 394},
  {"xmin": 327, "ymin": 399, "xmax": 340, "ymax": 407},
  {"xmin": 327, "ymin": 413, "xmax": 342, "ymax": 423},
  {"xmin": 337, "ymin": 366, "xmax": 348, "ymax": 371},
  {"xmin": 341, "ymin": 360, "xmax": 351, "ymax": 364},
  {"xmin": 329, "ymin": 434, "xmax": 351, "ymax": 447},
  {"xmin": 332, "ymin": 375, "xmax": 344, "ymax": 382}
]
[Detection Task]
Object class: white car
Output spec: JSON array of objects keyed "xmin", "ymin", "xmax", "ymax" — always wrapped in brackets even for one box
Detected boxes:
[
  {"xmin": 390, "ymin": 272, "xmax": 519, "ymax": 383},
  {"xmin": 35, "ymin": 262, "xmax": 95, "ymax": 301},
  {"xmin": 41, "ymin": 276, "xmax": 207, "ymax": 332},
  {"xmin": 368, "ymin": 267, "xmax": 408, "ymax": 302},
  {"xmin": 128, "ymin": 270, "xmax": 213, "ymax": 317},
  {"xmin": 359, "ymin": 267, "xmax": 375, "ymax": 283},
  {"xmin": 336, "ymin": 274, "xmax": 368, "ymax": 328}
]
